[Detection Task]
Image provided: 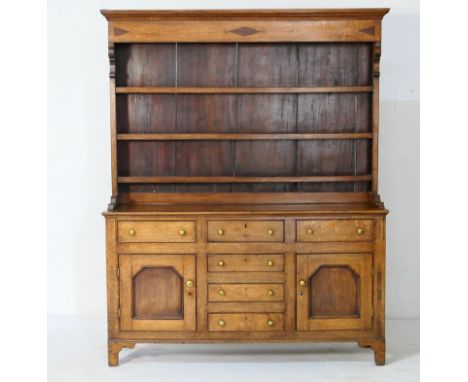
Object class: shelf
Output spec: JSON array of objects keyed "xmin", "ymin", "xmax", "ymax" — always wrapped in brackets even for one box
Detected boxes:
[
  {"xmin": 117, "ymin": 133, "xmax": 373, "ymax": 141},
  {"xmin": 118, "ymin": 175, "xmax": 372, "ymax": 184},
  {"xmin": 115, "ymin": 86, "xmax": 373, "ymax": 94}
]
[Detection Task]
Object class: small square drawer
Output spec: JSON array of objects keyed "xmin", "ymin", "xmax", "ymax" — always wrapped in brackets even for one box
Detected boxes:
[
  {"xmin": 207, "ymin": 220, "xmax": 284, "ymax": 242},
  {"xmin": 296, "ymin": 220, "xmax": 374, "ymax": 242},
  {"xmin": 208, "ymin": 283, "xmax": 284, "ymax": 302},
  {"xmin": 208, "ymin": 313, "xmax": 284, "ymax": 332},
  {"xmin": 118, "ymin": 221, "xmax": 196, "ymax": 243},
  {"xmin": 208, "ymin": 254, "xmax": 284, "ymax": 272}
]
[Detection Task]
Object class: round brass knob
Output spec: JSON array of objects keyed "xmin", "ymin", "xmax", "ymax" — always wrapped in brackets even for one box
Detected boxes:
[
  {"xmin": 299, "ymin": 279, "xmax": 306, "ymax": 287},
  {"xmin": 128, "ymin": 229, "xmax": 136, "ymax": 236},
  {"xmin": 357, "ymin": 227, "xmax": 364, "ymax": 235},
  {"xmin": 179, "ymin": 229, "xmax": 186, "ymax": 236},
  {"xmin": 267, "ymin": 229, "xmax": 274, "ymax": 236},
  {"xmin": 186, "ymin": 279, "xmax": 194, "ymax": 288},
  {"xmin": 218, "ymin": 260, "xmax": 225, "ymax": 267},
  {"xmin": 218, "ymin": 319, "xmax": 225, "ymax": 327},
  {"xmin": 267, "ymin": 289, "xmax": 275, "ymax": 296},
  {"xmin": 267, "ymin": 260, "xmax": 274, "ymax": 267},
  {"xmin": 218, "ymin": 229, "xmax": 224, "ymax": 236},
  {"xmin": 307, "ymin": 228, "xmax": 314, "ymax": 235},
  {"xmin": 267, "ymin": 320, "xmax": 274, "ymax": 327},
  {"xmin": 218, "ymin": 289, "xmax": 225, "ymax": 296}
]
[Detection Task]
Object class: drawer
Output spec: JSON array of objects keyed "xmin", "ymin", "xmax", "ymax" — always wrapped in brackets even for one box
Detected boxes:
[
  {"xmin": 208, "ymin": 220, "xmax": 284, "ymax": 242},
  {"xmin": 118, "ymin": 221, "xmax": 196, "ymax": 243},
  {"xmin": 208, "ymin": 283, "xmax": 284, "ymax": 302},
  {"xmin": 296, "ymin": 220, "xmax": 374, "ymax": 242},
  {"xmin": 208, "ymin": 254, "xmax": 284, "ymax": 272},
  {"xmin": 208, "ymin": 313, "xmax": 284, "ymax": 332}
]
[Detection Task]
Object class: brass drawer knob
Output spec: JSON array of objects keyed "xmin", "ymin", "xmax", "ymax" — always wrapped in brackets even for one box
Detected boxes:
[
  {"xmin": 357, "ymin": 227, "xmax": 364, "ymax": 235},
  {"xmin": 307, "ymin": 228, "xmax": 314, "ymax": 235},
  {"xmin": 128, "ymin": 229, "xmax": 136, "ymax": 236},
  {"xmin": 267, "ymin": 320, "xmax": 275, "ymax": 327},
  {"xmin": 267, "ymin": 228, "xmax": 274, "ymax": 236},
  {"xmin": 186, "ymin": 279, "xmax": 194, "ymax": 288},
  {"xmin": 299, "ymin": 279, "xmax": 306, "ymax": 287},
  {"xmin": 267, "ymin": 289, "xmax": 275, "ymax": 296},
  {"xmin": 218, "ymin": 229, "xmax": 224, "ymax": 236},
  {"xmin": 179, "ymin": 229, "xmax": 186, "ymax": 236},
  {"xmin": 267, "ymin": 260, "xmax": 274, "ymax": 267},
  {"xmin": 218, "ymin": 289, "xmax": 225, "ymax": 296},
  {"xmin": 218, "ymin": 319, "xmax": 225, "ymax": 327},
  {"xmin": 218, "ymin": 260, "xmax": 225, "ymax": 267}
]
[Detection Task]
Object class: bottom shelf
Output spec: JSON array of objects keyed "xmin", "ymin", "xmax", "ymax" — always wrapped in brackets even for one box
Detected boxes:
[
  {"xmin": 105, "ymin": 191, "xmax": 385, "ymax": 213},
  {"xmin": 118, "ymin": 180, "xmax": 372, "ymax": 194}
]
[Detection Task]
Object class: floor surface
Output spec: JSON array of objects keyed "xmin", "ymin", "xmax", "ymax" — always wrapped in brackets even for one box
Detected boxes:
[{"xmin": 48, "ymin": 316, "xmax": 419, "ymax": 381}]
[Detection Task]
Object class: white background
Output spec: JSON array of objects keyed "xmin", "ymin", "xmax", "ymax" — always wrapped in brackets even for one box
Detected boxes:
[
  {"xmin": 0, "ymin": 0, "xmax": 455, "ymax": 380},
  {"xmin": 48, "ymin": 0, "xmax": 420, "ymax": 319}
]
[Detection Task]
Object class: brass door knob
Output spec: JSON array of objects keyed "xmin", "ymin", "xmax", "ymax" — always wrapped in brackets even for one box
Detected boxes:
[
  {"xmin": 128, "ymin": 229, "xmax": 136, "ymax": 236},
  {"xmin": 267, "ymin": 289, "xmax": 275, "ymax": 296},
  {"xmin": 267, "ymin": 229, "xmax": 274, "ymax": 236},
  {"xmin": 186, "ymin": 279, "xmax": 194, "ymax": 288},
  {"xmin": 218, "ymin": 229, "xmax": 224, "ymax": 236},
  {"xmin": 179, "ymin": 229, "xmax": 186, "ymax": 236},
  {"xmin": 299, "ymin": 279, "xmax": 306, "ymax": 287},
  {"xmin": 218, "ymin": 319, "xmax": 225, "ymax": 327},
  {"xmin": 307, "ymin": 228, "xmax": 314, "ymax": 235},
  {"xmin": 218, "ymin": 260, "xmax": 225, "ymax": 267},
  {"xmin": 218, "ymin": 289, "xmax": 225, "ymax": 296},
  {"xmin": 267, "ymin": 320, "xmax": 274, "ymax": 327},
  {"xmin": 267, "ymin": 260, "xmax": 274, "ymax": 267},
  {"xmin": 357, "ymin": 227, "xmax": 364, "ymax": 235}
]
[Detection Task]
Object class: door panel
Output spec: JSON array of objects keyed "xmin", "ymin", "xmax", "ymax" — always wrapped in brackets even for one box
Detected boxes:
[
  {"xmin": 133, "ymin": 267, "xmax": 183, "ymax": 320},
  {"xmin": 119, "ymin": 254, "xmax": 196, "ymax": 331},
  {"xmin": 297, "ymin": 253, "xmax": 372, "ymax": 331}
]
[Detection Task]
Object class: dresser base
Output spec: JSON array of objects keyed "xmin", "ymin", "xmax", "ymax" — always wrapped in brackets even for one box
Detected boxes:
[{"xmin": 104, "ymin": 201, "xmax": 387, "ymax": 367}]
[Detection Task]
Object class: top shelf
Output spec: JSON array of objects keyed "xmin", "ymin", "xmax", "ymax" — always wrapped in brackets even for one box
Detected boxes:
[{"xmin": 115, "ymin": 86, "xmax": 373, "ymax": 94}]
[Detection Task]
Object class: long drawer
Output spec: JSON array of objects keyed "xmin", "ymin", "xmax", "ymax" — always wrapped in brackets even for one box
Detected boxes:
[
  {"xmin": 208, "ymin": 254, "xmax": 284, "ymax": 272},
  {"xmin": 118, "ymin": 221, "xmax": 196, "ymax": 243},
  {"xmin": 208, "ymin": 283, "xmax": 284, "ymax": 302},
  {"xmin": 208, "ymin": 313, "xmax": 284, "ymax": 332},
  {"xmin": 296, "ymin": 220, "xmax": 374, "ymax": 242},
  {"xmin": 207, "ymin": 220, "xmax": 284, "ymax": 242}
]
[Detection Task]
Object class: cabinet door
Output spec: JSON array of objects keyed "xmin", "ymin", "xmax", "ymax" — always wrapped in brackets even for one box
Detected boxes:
[
  {"xmin": 296, "ymin": 253, "xmax": 372, "ymax": 331},
  {"xmin": 119, "ymin": 254, "xmax": 196, "ymax": 331}
]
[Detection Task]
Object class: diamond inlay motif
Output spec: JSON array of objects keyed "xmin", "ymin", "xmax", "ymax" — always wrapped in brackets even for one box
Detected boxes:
[
  {"xmin": 114, "ymin": 27, "xmax": 129, "ymax": 36},
  {"xmin": 229, "ymin": 26, "xmax": 260, "ymax": 37},
  {"xmin": 359, "ymin": 26, "xmax": 375, "ymax": 36}
]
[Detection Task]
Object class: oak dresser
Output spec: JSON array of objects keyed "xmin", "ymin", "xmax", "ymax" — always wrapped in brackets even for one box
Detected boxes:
[{"xmin": 101, "ymin": 8, "xmax": 390, "ymax": 366}]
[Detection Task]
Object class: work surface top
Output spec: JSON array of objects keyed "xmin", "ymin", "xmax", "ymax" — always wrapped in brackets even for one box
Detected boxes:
[{"xmin": 103, "ymin": 202, "xmax": 388, "ymax": 216}]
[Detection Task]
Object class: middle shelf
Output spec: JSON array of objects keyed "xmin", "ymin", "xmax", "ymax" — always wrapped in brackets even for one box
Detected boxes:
[
  {"xmin": 115, "ymin": 86, "xmax": 373, "ymax": 94},
  {"xmin": 116, "ymin": 133, "xmax": 373, "ymax": 141}
]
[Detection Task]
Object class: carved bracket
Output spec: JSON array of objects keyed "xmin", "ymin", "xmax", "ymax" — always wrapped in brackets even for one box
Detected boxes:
[
  {"xmin": 369, "ymin": 192, "xmax": 385, "ymax": 209},
  {"xmin": 108, "ymin": 43, "xmax": 115, "ymax": 79},
  {"xmin": 108, "ymin": 341, "xmax": 135, "ymax": 367},
  {"xmin": 373, "ymin": 42, "xmax": 381, "ymax": 78},
  {"xmin": 107, "ymin": 196, "xmax": 117, "ymax": 211},
  {"xmin": 357, "ymin": 338, "xmax": 385, "ymax": 365}
]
